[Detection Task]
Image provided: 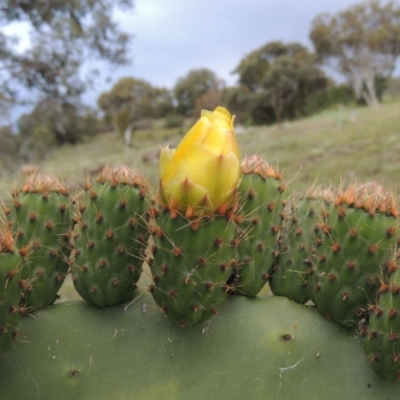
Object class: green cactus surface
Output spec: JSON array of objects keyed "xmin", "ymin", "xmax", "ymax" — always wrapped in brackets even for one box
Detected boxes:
[
  {"xmin": 4, "ymin": 174, "xmax": 74, "ymax": 309},
  {"xmin": 71, "ymin": 166, "xmax": 149, "ymax": 307},
  {"xmin": 148, "ymin": 208, "xmax": 235, "ymax": 326},
  {"xmin": 230, "ymin": 155, "xmax": 286, "ymax": 297},
  {"xmin": 362, "ymin": 265, "xmax": 400, "ymax": 380},
  {"xmin": 307, "ymin": 182, "xmax": 399, "ymax": 327},
  {"xmin": 270, "ymin": 189, "xmax": 332, "ymax": 304},
  {"xmin": 0, "ymin": 226, "xmax": 23, "ymax": 354},
  {"xmin": 1, "ymin": 288, "xmax": 400, "ymax": 399}
]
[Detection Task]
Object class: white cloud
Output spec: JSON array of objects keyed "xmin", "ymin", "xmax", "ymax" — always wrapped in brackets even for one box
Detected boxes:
[{"xmin": 1, "ymin": 21, "xmax": 31, "ymax": 53}]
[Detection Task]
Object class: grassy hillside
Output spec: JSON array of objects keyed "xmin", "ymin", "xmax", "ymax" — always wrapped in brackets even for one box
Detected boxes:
[
  {"xmin": 1, "ymin": 100, "xmax": 399, "ymax": 199},
  {"xmin": 237, "ymin": 101, "xmax": 400, "ymax": 194}
]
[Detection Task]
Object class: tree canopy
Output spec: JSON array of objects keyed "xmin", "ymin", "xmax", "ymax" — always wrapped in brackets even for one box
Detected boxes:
[
  {"xmin": 0, "ymin": 0, "xmax": 133, "ymax": 105},
  {"xmin": 174, "ymin": 68, "xmax": 224, "ymax": 116},
  {"xmin": 232, "ymin": 41, "xmax": 327, "ymax": 123},
  {"xmin": 98, "ymin": 77, "xmax": 174, "ymax": 138},
  {"xmin": 310, "ymin": 0, "xmax": 400, "ymax": 107}
]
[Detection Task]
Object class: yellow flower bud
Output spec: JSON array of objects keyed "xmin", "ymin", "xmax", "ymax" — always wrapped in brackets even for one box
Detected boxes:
[{"xmin": 159, "ymin": 106, "xmax": 241, "ymax": 215}]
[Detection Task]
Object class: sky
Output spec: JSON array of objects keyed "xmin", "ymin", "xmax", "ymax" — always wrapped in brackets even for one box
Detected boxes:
[
  {"xmin": 1, "ymin": 0, "xmax": 385, "ymax": 109},
  {"xmin": 91, "ymin": 0, "xmax": 364, "ymax": 104}
]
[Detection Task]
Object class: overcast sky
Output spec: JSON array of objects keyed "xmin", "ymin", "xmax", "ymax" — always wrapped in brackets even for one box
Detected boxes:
[
  {"xmin": 89, "ymin": 0, "xmax": 364, "ymax": 104},
  {"xmin": 2, "ymin": 0, "xmax": 382, "ymax": 108}
]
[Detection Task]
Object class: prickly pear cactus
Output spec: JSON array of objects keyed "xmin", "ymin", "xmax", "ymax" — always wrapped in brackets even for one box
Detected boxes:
[
  {"xmin": 71, "ymin": 166, "xmax": 149, "ymax": 307},
  {"xmin": 3, "ymin": 174, "xmax": 74, "ymax": 309},
  {"xmin": 361, "ymin": 261, "xmax": 400, "ymax": 380},
  {"xmin": 148, "ymin": 206, "xmax": 236, "ymax": 326},
  {"xmin": 269, "ymin": 188, "xmax": 332, "ymax": 304},
  {"xmin": 230, "ymin": 155, "xmax": 286, "ymax": 297},
  {"xmin": 307, "ymin": 182, "xmax": 399, "ymax": 327},
  {"xmin": 0, "ymin": 225, "xmax": 23, "ymax": 354}
]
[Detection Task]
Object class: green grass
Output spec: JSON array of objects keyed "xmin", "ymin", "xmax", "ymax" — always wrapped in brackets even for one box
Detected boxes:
[
  {"xmin": 0, "ymin": 126, "xmax": 183, "ymax": 200},
  {"xmin": 1, "ymin": 101, "xmax": 399, "ymax": 199},
  {"xmin": 236, "ymin": 102, "xmax": 400, "ymax": 194}
]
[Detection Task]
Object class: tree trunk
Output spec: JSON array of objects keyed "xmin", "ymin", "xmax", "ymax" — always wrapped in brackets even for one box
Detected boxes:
[
  {"xmin": 362, "ymin": 74, "xmax": 380, "ymax": 107},
  {"xmin": 112, "ymin": 115, "xmax": 119, "ymax": 135},
  {"xmin": 124, "ymin": 122, "xmax": 135, "ymax": 147},
  {"xmin": 345, "ymin": 63, "xmax": 380, "ymax": 107}
]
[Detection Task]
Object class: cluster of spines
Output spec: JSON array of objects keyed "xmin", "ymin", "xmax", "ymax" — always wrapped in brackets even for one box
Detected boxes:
[{"xmin": 71, "ymin": 166, "xmax": 149, "ymax": 307}]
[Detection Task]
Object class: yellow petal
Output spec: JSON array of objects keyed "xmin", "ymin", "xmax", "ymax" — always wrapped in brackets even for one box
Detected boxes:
[
  {"xmin": 211, "ymin": 152, "xmax": 242, "ymax": 203},
  {"xmin": 200, "ymin": 127, "xmax": 240, "ymax": 157},
  {"xmin": 158, "ymin": 106, "xmax": 241, "ymax": 214},
  {"xmin": 161, "ymin": 157, "xmax": 191, "ymax": 189},
  {"xmin": 202, "ymin": 106, "xmax": 234, "ymax": 130},
  {"xmin": 173, "ymin": 116, "xmax": 211, "ymax": 160},
  {"xmin": 183, "ymin": 143, "xmax": 241, "ymax": 206},
  {"xmin": 170, "ymin": 178, "xmax": 208, "ymax": 210},
  {"xmin": 159, "ymin": 146, "xmax": 177, "ymax": 185}
]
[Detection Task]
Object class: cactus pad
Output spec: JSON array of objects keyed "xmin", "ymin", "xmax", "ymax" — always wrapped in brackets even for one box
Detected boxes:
[
  {"xmin": 71, "ymin": 166, "xmax": 149, "ymax": 307},
  {"xmin": 0, "ymin": 225, "xmax": 23, "ymax": 354},
  {"xmin": 270, "ymin": 188, "xmax": 332, "ymax": 304},
  {"xmin": 4, "ymin": 174, "xmax": 74, "ymax": 309},
  {"xmin": 361, "ymin": 262, "xmax": 400, "ymax": 380},
  {"xmin": 308, "ymin": 182, "xmax": 399, "ymax": 327},
  {"xmin": 230, "ymin": 155, "xmax": 286, "ymax": 297},
  {"xmin": 2, "ymin": 291, "xmax": 400, "ymax": 399},
  {"xmin": 148, "ymin": 208, "xmax": 235, "ymax": 326}
]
